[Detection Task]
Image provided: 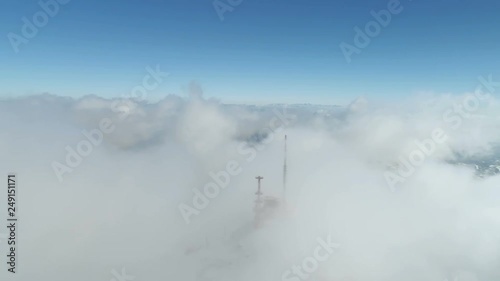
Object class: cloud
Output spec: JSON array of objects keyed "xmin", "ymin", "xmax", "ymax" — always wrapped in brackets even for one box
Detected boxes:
[{"xmin": 1, "ymin": 93, "xmax": 500, "ymax": 281}]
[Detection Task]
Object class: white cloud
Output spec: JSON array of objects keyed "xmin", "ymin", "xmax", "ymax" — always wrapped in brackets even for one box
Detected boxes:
[{"xmin": 1, "ymin": 93, "xmax": 500, "ymax": 280}]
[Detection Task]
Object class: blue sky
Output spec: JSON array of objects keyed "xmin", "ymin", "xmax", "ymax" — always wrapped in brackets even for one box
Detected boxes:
[{"xmin": 1, "ymin": 0, "xmax": 499, "ymax": 104}]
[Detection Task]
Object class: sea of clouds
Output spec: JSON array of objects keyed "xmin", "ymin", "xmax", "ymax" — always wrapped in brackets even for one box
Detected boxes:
[{"xmin": 1, "ymin": 90, "xmax": 500, "ymax": 281}]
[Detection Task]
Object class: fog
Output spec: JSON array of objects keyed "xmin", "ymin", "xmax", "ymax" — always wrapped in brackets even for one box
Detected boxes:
[{"xmin": 1, "ymin": 91, "xmax": 500, "ymax": 281}]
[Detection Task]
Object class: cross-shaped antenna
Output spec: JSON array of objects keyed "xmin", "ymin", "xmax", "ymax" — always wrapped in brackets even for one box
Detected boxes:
[
  {"xmin": 254, "ymin": 176, "xmax": 264, "ymax": 209},
  {"xmin": 255, "ymin": 176, "xmax": 263, "ymax": 195}
]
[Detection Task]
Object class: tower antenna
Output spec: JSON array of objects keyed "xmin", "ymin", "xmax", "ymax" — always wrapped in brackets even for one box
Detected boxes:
[
  {"xmin": 283, "ymin": 135, "xmax": 287, "ymax": 203},
  {"xmin": 255, "ymin": 176, "xmax": 264, "ymax": 210}
]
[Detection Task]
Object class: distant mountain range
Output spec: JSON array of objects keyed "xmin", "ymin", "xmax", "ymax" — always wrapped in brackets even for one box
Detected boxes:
[{"xmin": 448, "ymin": 149, "xmax": 500, "ymax": 178}]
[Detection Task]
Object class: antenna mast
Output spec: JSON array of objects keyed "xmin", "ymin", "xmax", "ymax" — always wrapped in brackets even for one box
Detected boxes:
[
  {"xmin": 255, "ymin": 176, "xmax": 264, "ymax": 210},
  {"xmin": 283, "ymin": 135, "xmax": 287, "ymax": 202}
]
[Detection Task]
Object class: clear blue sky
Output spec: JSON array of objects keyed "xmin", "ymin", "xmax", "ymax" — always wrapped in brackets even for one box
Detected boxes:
[{"xmin": 1, "ymin": 0, "xmax": 499, "ymax": 104}]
